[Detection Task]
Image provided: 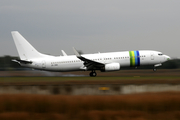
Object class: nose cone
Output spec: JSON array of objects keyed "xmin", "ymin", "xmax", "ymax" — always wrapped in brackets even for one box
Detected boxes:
[{"xmin": 164, "ymin": 55, "xmax": 171, "ymax": 61}]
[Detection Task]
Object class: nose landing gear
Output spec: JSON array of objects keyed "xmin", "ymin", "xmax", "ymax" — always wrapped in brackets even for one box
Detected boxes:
[{"xmin": 89, "ymin": 70, "xmax": 97, "ymax": 77}]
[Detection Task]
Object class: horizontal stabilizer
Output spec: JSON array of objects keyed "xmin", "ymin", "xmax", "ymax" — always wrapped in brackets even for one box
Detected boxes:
[{"xmin": 12, "ymin": 59, "xmax": 32, "ymax": 64}]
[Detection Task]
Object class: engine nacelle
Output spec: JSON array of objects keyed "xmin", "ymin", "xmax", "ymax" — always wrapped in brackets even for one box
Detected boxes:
[{"xmin": 102, "ymin": 63, "xmax": 120, "ymax": 72}]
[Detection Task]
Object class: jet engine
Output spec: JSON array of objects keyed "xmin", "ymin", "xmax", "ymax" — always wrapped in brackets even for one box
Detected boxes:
[{"xmin": 101, "ymin": 63, "xmax": 120, "ymax": 72}]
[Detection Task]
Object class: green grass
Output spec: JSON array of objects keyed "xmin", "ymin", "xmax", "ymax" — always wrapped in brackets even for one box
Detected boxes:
[{"xmin": 0, "ymin": 76, "xmax": 180, "ymax": 83}]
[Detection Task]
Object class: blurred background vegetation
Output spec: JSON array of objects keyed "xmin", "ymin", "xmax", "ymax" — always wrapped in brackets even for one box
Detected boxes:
[
  {"xmin": 0, "ymin": 56, "xmax": 23, "ymax": 71},
  {"xmin": 0, "ymin": 56, "xmax": 180, "ymax": 71}
]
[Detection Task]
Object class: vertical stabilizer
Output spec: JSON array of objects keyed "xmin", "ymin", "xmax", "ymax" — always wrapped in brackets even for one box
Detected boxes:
[{"xmin": 11, "ymin": 31, "xmax": 42, "ymax": 60}]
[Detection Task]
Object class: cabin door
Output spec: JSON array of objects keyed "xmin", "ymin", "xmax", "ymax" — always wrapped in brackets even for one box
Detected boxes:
[
  {"xmin": 42, "ymin": 60, "xmax": 46, "ymax": 68},
  {"xmin": 150, "ymin": 52, "xmax": 154, "ymax": 60}
]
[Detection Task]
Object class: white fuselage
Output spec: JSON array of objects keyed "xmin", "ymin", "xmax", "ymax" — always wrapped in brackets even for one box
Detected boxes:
[
  {"xmin": 11, "ymin": 31, "xmax": 171, "ymax": 76},
  {"xmin": 22, "ymin": 50, "xmax": 169, "ymax": 72}
]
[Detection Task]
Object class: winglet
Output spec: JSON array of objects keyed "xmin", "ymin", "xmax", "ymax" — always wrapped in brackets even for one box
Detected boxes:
[
  {"xmin": 61, "ymin": 50, "xmax": 67, "ymax": 56},
  {"xmin": 73, "ymin": 47, "xmax": 81, "ymax": 57}
]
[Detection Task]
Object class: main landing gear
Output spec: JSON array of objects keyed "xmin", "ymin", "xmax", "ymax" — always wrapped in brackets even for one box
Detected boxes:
[
  {"xmin": 89, "ymin": 70, "xmax": 97, "ymax": 77},
  {"xmin": 153, "ymin": 68, "xmax": 157, "ymax": 72}
]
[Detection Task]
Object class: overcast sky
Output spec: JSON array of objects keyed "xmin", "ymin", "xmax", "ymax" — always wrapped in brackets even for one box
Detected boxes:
[{"xmin": 0, "ymin": 0, "xmax": 180, "ymax": 57}]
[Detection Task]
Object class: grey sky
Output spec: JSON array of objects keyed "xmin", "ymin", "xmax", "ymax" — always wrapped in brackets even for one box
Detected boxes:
[{"xmin": 0, "ymin": 0, "xmax": 180, "ymax": 57}]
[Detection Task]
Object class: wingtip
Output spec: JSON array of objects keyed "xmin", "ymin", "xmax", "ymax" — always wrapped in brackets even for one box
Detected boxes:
[
  {"xmin": 73, "ymin": 47, "xmax": 81, "ymax": 57},
  {"xmin": 11, "ymin": 31, "xmax": 19, "ymax": 35},
  {"xmin": 61, "ymin": 50, "xmax": 67, "ymax": 56},
  {"xmin": 11, "ymin": 31, "xmax": 18, "ymax": 33}
]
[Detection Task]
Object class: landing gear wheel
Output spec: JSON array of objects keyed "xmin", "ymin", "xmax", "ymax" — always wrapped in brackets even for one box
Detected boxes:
[
  {"xmin": 89, "ymin": 72, "xmax": 93, "ymax": 76},
  {"xmin": 92, "ymin": 72, "xmax": 97, "ymax": 77},
  {"xmin": 89, "ymin": 71, "xmax": 97, "ymax": 77},
  {"xmin": 153, "ymin": 68, "xmax": 157, "ymax": 72}
]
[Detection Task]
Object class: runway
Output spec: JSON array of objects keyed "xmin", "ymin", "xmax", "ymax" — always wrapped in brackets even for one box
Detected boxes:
[{"xmin": 0, "ymin": 69, "xmax": 180, "ymax": 95}]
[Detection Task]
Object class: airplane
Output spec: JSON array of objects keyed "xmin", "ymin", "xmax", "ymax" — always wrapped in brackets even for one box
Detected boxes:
[{"xmin": 11, "ymin": 31, "xmax": 171, "ymax": 77}]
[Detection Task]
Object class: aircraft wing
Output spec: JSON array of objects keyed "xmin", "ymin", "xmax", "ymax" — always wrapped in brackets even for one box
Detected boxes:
[{"xmin": 73, "ymin": 48, "xmax": 104, "ymax": 70}]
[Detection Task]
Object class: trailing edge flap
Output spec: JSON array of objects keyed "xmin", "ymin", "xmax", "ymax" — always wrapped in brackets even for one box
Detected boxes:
[
  {"xmin": 12, "ymin": 59, "xmax": 32, "ymax": 64},
  {"xmin": 73, "ymin": 47, "xmax": 104, "ymax": 70}
]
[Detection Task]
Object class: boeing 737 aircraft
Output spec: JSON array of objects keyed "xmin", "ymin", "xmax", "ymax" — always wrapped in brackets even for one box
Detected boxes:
[{"xmin": 11, "ymin": 31, "xmax": 170, "ymax": 77}]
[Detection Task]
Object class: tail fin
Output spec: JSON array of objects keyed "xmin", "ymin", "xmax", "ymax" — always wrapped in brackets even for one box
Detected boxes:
[{"xmin": 11, "ymin": 31, "xmax": 43, "ymax": 60}]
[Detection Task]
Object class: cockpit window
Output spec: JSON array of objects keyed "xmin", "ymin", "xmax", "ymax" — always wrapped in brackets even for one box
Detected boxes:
[{"xmin": 158, "ymin": 53, "xmax": 163, "ymax": 56}]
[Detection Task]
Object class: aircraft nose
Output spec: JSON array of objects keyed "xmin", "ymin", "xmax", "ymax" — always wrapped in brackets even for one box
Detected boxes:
[{"xmin": 164, "ymin": 55, "xmax": 171, "ymax": 61}]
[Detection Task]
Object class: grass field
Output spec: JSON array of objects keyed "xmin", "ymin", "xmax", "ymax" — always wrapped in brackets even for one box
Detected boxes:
[
  {"xmin": 0, "ymin": 69, "xmax": 180, "ymax": 120},
  {"xmin": 0, "ymin": 92, "xmax": 180, "ymax": 120},
  {"xmin": 1, "ymin": 76, "xmax": 180, "ymax": 85}
]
